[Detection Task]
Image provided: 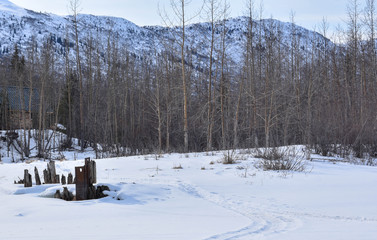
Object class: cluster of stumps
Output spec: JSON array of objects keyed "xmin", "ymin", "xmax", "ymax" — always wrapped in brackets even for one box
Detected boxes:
[{"xmin": 15, "ymin": 158, "xmax": 109, "ymax": 201}]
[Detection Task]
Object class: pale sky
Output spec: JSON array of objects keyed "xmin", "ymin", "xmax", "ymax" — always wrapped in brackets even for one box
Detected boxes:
[{"xmin": 9, "ymin": 0, "xmax": 350, "ymax": 35}]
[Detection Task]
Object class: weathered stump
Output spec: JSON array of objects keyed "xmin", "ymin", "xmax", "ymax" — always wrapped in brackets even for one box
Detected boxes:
[
  {"xmin": 55, "ymin": 174, "xmax": 60, "ymax": 184},
  {"xmin": 88, "ymin": 185, "xmax": 96, "ymax": 199},
  {"xmin": 61, "ymin": 174, "xmax": 66, "ymax": 185},
  {"xmin": 87, "ymin": 159, "xmax": 96, "ymax": 184},
  {"xmin": 54, "ymin": 188, "xmax": 73, "ymax": 201},
  {"xmin": 54, "ymin": 190, "xmax": 61, "ymax": 199},
  {"xmin": 34, "ymin": 167, "xmax": 41, "ymax": 185},
  {"xmin": 75, "ymin": 166, "xmax": 87, "ymax": 200},
  {"xmin": 47, "ymin": 161, "xmax": 57, "ymax": 183},
  {"xmin": 43, "ymin": 161, "xmax": 58, "ymax": 184},
  {"xmin": 96, "ymin": 185, "xmax": 110, "ymax": 199},
  {"xmin": 43, "ymin": 169, "xmax": 49, "ymax": 184},
  {"xmin": 62, "ymin": 187, "xmax": 74, "ymax": 201},
  {"xmin": 24, "ymin": 170, "xmax": 32, "ymax": 188},
  {"xmin": 67, "ymin": 173, "xmax": 73, "ymax": 184},
  {"xmin": 75, "ymin": 158, "xmax": 97, "ymax": 200}
]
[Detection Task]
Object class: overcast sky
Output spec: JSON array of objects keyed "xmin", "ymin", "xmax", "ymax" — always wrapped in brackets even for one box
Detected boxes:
[{"xmin": 10, "ymin": 0, "xmax": 350, "ymax": 35}]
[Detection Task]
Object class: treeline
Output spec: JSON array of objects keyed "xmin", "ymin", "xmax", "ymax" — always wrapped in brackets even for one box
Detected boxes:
[{"xmin": 1, "ymin": 0, "xmax": 377, "ymax": 158}]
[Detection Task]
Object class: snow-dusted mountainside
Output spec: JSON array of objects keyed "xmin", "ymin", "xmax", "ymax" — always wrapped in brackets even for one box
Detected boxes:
[
  {"xmin": 0, "ymin": 0, "xmax": 26, "ymax": 16},
  {"xmin": 0, "ymin": 0, "xmax": 160, "ymax": 58},
  {"xmin": 0, "ymin": 0, "xmax": 330, "ymax": 68}
]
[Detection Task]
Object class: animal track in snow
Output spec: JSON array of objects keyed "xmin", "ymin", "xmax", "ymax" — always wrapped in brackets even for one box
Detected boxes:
[{"xmin": 178, "ymin": 182, "xmax": 301, "ymax": 239}]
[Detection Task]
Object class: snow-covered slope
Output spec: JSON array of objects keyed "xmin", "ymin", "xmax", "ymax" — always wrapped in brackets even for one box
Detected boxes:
[
  {"xmin": 0, "ymin": 0, "xmax": 330, "ymax": 69},
  {"xmin": 0, "ymin": 129, "xmax": 96, "ymax": 163},
  {"xmin": 0, "ymin": 149, "xmax": 376, "ymax": 239},
  {"xmin": 0, "ymin": 0, "xmax": 26, "ymax": 16}
]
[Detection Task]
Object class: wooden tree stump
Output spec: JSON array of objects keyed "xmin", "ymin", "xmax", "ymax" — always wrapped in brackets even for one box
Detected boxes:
[
  {"xmin": 61, "ymin": 175, "xmax": 66, "ymax": 185},
  {"xmin": 34, "ymin": 167, "xmax": 41, "ymax": 185},
  {"xmin": 54, "ymin": 190, "xmax": 61, "ymax": 199},
  {"xmin": 43, "ymin": 161, "xmax": 58, "ymax": 184},
  {"xmin": 47, "ymin": 161, "xmax": 57, "ymax": 183},
  {"xmin": 96, "ymin": 185, "xmax": 110, "ymax": 198},
  {"xmin": 24, "ymin": 169, "xmax": 32, "ymax": 188},
  {"xmin": 62, "ymin": 187, "xmax": 73, "ymax": 201},
  {"xmin": 75, "ymin": 158, "xmax": 97, "ymax": 200},
  {"xmin": 88, "ymin": 185, "xmax": 96, "ymax": 199},
  {"xmin": 55, "ymin": 174, "xmax": 60, "ymax": 184},
  {"xmin": 43, "ymin": 169, "xmax": 50, "ymax": 184},
  {"xmin": 67, "ymin": 173, "xmax": 73, "ymax": 184},
  {"xmin": 87, "ymin": 159, "xmax": 96, "ymax": 184}
]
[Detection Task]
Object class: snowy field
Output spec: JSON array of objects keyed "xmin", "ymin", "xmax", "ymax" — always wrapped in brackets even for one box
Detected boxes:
[{"xmin": 0, "ymin": 149, "xmax": 377, "ymax": 240}]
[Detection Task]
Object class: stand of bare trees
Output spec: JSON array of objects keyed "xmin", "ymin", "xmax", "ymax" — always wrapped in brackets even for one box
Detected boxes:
[{"xmin": 0, "ymin": 0, "xmax": 376, "ymax": 159}]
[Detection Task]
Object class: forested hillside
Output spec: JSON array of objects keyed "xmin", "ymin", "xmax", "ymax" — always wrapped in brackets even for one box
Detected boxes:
[{"xmin": 0, "ymin": 0, "xmax": 376, "ymax": 159}]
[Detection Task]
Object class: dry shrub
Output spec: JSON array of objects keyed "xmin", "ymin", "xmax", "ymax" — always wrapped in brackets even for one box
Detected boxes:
[
  {"xmin": 222, "ymin": 150, "xmax": 239, "ymax": 164},
  {"xmin": 256, "ymin": 147, "xmax": 307, "ymax": 172},
  {"xmin": 172, "ymin": 164, "xmax": 183, "ymax": 169}
]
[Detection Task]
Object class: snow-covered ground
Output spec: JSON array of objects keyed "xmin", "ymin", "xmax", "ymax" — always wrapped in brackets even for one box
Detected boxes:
[
  {"xmin": 0, "ymin": 147, "xmax": 376, "ymax": 240},
  {"xmin": 0, "ymin": 129, "xmax": 97, "ymax": 163}
]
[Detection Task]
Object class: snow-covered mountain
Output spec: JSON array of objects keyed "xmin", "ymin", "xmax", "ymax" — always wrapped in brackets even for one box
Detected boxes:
[
  {"xmin": 0, "ymin": 0, "xmax": 331, "ymax": 69},
  {"xmin": 0, "ymin": 0, "xmax": 159, "ymax": 57}
]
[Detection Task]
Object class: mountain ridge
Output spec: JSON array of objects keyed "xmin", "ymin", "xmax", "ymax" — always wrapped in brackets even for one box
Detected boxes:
[{"xmin": 0, "ymin": 0, "xmax": 331, "ymax": 71}]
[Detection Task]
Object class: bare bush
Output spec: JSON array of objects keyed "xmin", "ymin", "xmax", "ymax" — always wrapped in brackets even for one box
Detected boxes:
[
  {"xmin": 172, "ymin": 164, "xmax": 183, "ymax": 169},
  {"xmin": 346, "ymin": 155, "xmax": 377, "ymax": 166},
  {"xmin": 256, "ymin": 147, "xmax": 307, "ymax": 172},
  {"xmin": 221, "ymin": 150, "xmax": 239, "ymax": 164}
]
